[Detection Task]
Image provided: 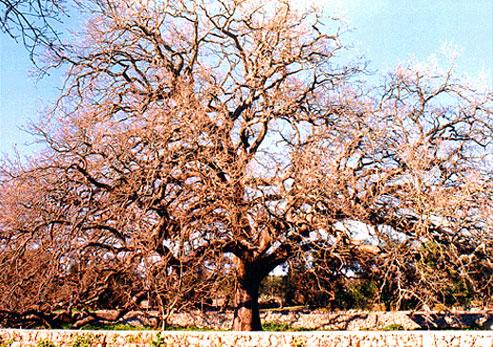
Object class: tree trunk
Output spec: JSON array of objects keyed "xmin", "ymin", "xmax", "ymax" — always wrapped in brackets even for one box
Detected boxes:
[
  {"xmin": 232, "ymin": 260, "xmax": 263, "ymax": 331},
  {"xmin": 232, "ymin": 279, "xmax": 262, "ymax": 331}
]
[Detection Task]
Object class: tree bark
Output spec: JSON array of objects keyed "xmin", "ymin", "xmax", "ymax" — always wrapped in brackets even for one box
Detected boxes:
[{"xmin": 232, "ymin": 260, "xmax": 263, "ymax": 331}]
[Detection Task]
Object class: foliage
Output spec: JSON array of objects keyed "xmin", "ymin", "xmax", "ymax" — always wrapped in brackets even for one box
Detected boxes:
[{"xmin": 332, "ymin": 280, "xmax": 379, "ymax": 311}]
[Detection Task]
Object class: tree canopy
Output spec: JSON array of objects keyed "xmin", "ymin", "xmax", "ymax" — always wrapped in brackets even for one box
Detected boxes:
[{"xmin": 0, "ymin": 0, "xmax": 492, "ymax": 331}]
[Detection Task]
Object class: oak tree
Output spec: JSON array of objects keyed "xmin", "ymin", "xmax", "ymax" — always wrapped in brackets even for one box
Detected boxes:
[{"xmin": 1, "ymin": 0, "xmax": 492, "ymax": 330}]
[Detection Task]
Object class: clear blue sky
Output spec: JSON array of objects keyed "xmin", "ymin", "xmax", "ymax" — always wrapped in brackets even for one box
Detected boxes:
[{"xmin": 1, "ymin": 0, "xmax": 492, "ymax": 156}]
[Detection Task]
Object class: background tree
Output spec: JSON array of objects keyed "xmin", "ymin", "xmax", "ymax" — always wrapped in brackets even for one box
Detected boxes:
[{"xmin": 0, "ymin": 0, "xmax": 492, "ymax": 331}]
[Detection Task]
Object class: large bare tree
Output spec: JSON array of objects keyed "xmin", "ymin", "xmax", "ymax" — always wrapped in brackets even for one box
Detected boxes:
[
  {"xmin": 0, "ymin": 0, "xmax": 71, "ymax": 60},
  {"xmin": 0, "ymin": 0, "xmax": 492, "ymax": 330}
]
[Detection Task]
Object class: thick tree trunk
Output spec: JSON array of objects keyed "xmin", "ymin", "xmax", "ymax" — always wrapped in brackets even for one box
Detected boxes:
[
  {"xmin": 232, "ymin": 279, "xmax": 262, "ymax": 331},
  {"xmin": 231, "ymin": 259, "xmax": 264, "ymax": 331}
]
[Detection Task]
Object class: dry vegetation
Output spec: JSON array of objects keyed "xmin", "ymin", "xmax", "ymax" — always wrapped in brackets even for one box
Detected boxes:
[{"xmin": 0, "ymin": 0, "xmax": 492, "ymax": 331}]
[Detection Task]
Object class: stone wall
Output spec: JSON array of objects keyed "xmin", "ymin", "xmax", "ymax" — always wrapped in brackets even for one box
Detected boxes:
[
  {"xmin": 2, "ymin": 309, "xmax": 491, "ymax": 331},
  {"xmin": 1, "ymin": 329, "xmax": 492, "ymax": 347},
  {"xmin": 121, "ymin": 309, "xmax": 492, "ymax": 331}
]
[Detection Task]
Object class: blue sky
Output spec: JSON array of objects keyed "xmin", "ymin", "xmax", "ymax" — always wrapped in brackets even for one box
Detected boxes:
[{"xmin": 1, "ymin": 0, "xmax": 492, "ymax": 156}]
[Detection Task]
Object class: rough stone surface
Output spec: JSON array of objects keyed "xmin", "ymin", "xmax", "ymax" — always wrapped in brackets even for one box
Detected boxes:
[
  {"xmin": 0, "ymin": 329, "xmax": 492, "ymax": 347},
  {"xmin": 1, "ymin": 310, "xmax": 491, "ymax": 331},
  {"xmin": 122, "ymin": 309, "xmax": 491, "ymax": 331}
]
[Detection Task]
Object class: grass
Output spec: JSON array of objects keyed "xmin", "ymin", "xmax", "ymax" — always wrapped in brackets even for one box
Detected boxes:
[
  {"xmin": 79, "ymin": 323, "xmax": 154, "ymax": 331},
  {"xmin": 261, "ymin": 306, "xmax": 306, "ymax": 312},
  {"xmin": 165, "ymin": 326, "xmax": 223, "ymax": 331},
  {"xmin": 262, "ymin": 322, "xmax": 315, "ymax": 332},
  {"xmin": 79, "ymin": 322, "xmax": 310, "ymax": 332},
  {"xmin": 79, "ymin": 323, "xmax": 223, "ymax": 331},
  {"xmin": 381, "ymin": 324, "xmax": 405, "ymax": 331}
]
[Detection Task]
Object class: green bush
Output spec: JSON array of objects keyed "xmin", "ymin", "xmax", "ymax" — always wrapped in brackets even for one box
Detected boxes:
[{"xmin": 332, "ymin": 279, "xmax": 378, "ymax": 310}]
